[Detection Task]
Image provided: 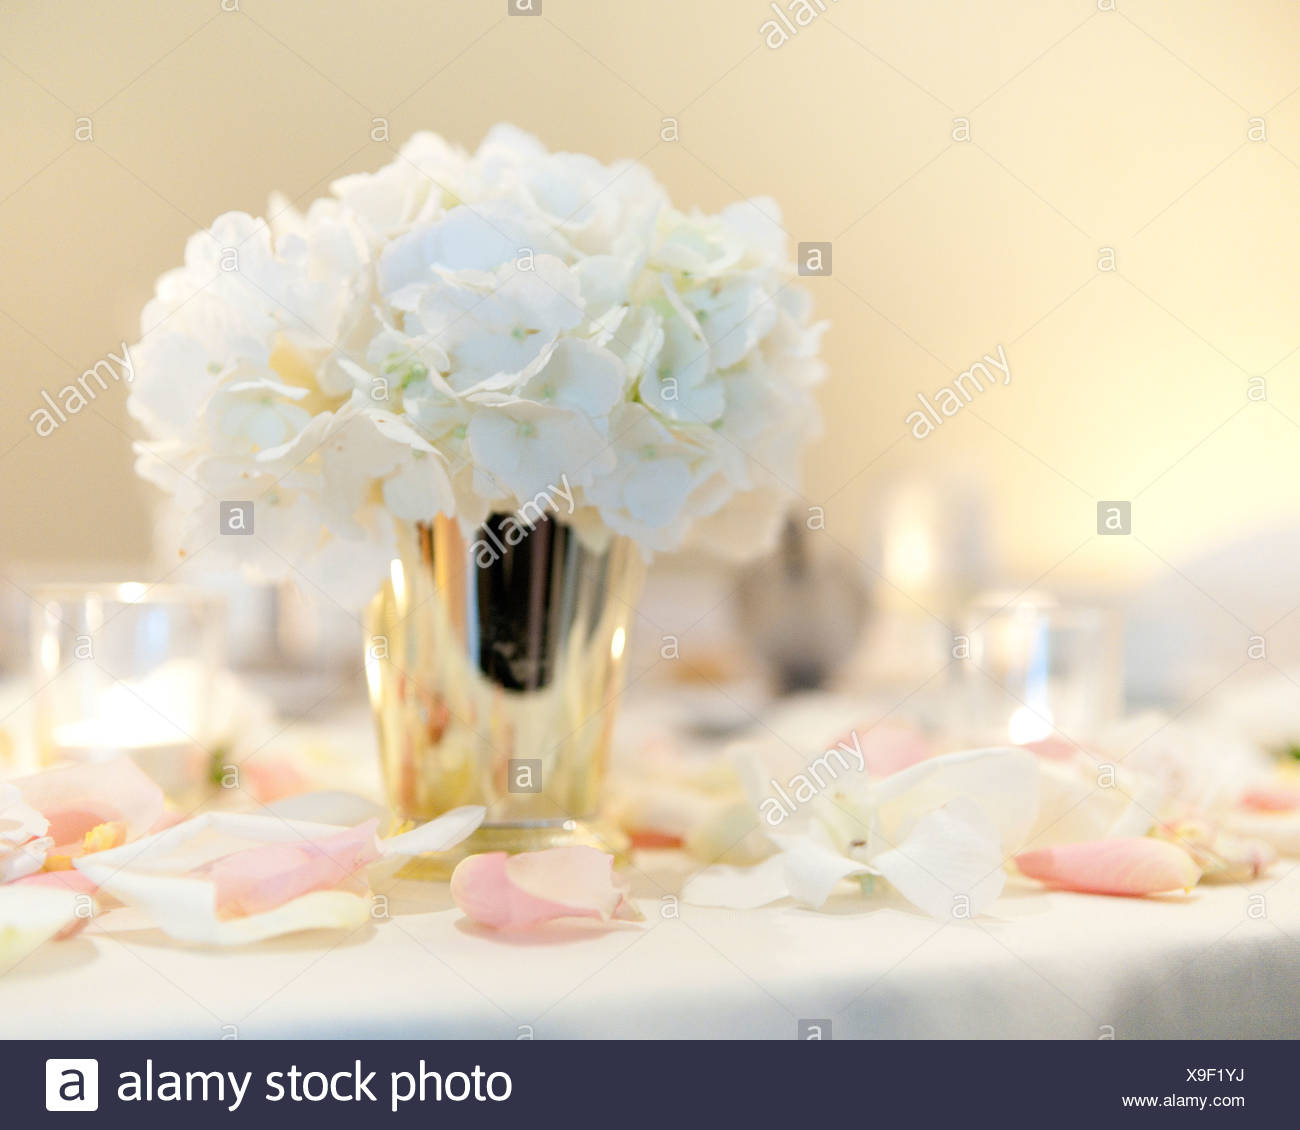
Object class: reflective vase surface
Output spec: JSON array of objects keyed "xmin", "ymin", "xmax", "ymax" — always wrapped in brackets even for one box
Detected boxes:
[{"xmin": 365, "ymin": 512, "xmax": 643, "ymax": 874}]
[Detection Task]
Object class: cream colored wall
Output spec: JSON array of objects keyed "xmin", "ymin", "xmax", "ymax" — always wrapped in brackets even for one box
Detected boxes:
[{"xmin": 2, "ymin": 0, "xmax": 1297, "ymax": 588}]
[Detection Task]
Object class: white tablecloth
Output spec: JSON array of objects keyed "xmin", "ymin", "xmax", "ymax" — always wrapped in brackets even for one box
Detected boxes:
[
  {"xmin": 4, "ymin": 676, "xmax": 1298, "ymax": 1039},
  {"xmin": 7, "ymin": 852, "xmax": 1299, "ymax": 1039}
]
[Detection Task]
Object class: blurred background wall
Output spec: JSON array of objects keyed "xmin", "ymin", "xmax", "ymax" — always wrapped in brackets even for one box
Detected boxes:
[{"xmin": 2, "ymin": 0, "xmax": 1298, "ymax": 599}]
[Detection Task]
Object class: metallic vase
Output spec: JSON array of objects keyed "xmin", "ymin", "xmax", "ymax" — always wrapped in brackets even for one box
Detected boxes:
[{"xmin": 365, "ymin": 512, "xmax": 643, "ymax": 871}]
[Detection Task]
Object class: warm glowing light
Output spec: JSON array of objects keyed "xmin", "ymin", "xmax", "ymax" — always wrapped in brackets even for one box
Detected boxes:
[
  {"xmin": 389, "ymin": 558, "xmax": 406, "ymax": 608},
  {"xmin": 1008, "ymin": 705, "xmax": 1053, "ymax": 745},
  {"xmin": 610, "ymin": 627, "xmax": 626, "ymax": 661},
  {"xmin": 883, "ymin": 520, "xmax": 934, "ymax": 589},
  {"xmin": 116, "ymin": 582, "xmax": 148, "ymax": 603},
  {"xmin": 364, "ymin": 641, "xmax": 383, "ymax": 703},
  {"xmin": 39, "ymin": 632, "xmax": 59, "ymax": 674}
]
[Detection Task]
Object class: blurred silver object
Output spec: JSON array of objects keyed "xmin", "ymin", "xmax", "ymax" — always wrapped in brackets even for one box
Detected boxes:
[
  {"xmin": 190, "ymin": 576, "xmax": 365, "ymax": 717},
  {"xmin": 29, "ymin": 582, "xmax": 223, "ymax": 804},
  {"xmin": 863, "ymin": 471, "xmax": 992, "ymax": 614},
  {"xmin": 955, "ymin": 590, "xmax": 1121, "ymax": 745},
  {"xmin": 852, "ymin": 471, "xmax": 993, "ymax": 700},
  {"xmin": 736, "ymin": 516, "xmax": 869, "ymax": 693}
]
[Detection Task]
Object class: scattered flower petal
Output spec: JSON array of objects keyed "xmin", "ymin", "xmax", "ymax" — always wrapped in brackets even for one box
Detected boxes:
[
  {"xmin": 767, "ymin": 827, "xmax": 875, "ymax": 908},
  {"xmin": 382, "ymin": 806, "xmax": 485, "ymax": 856},
  {"xmin": 198, "ymin": 820, "xmax": 382, "ymax": 918},
  {"xmin": 74, "ymin": 806, "xmax": 483, "ymax": 945},
  {"xmin": 451, "ymin": 847, "xmax": 641, "ymax": 929},
  {"xmin": 14, "ymin": 869, "xmax": 99, "ymax": 897},
  {"xmin": 686, "ymin": 745, "xmax": 1039, "ymax": 919},
  {"xmin": 12, "ymin": 758, "xmax": 164, "ymax": 858},
  {"xmin": 1019, "ymin": 736, "xmax": 1081, "ymax": 763},
  {"xmin": 628, "ymin": 829, "xmax": 684, "ymax": 850},
  {"xmin": 9, "ymin": 870, "xmax": 96, "ymax": 938},
  {"xmin": 0, "ymin": 783, "xmax": 48, "ymax": 847},
  {"xmin": 1023, "ymin": 756, "xmax": 1161, "ymax": 850},
  {"xmin": 1239, "ymin": 784, "xmax": 1300, "ymax": 812},
  {"xmin": 826, "ymin": 722, "xmax": 932, "ymax": 778},
  {"xmin": 871, "ymin": 798, "xmax": 1006, "ymax": 920},
  {"xmin": 264, "ymin": 791, "xmax": 388, "ymax": 827},
  {"xmin": 873, "ymin": 746, "xmax": 1039, "ymax": 857},
  {"xmin": 1155, "ymin": 820, "xmax": 1276, "ymax": 884},
  {"xmin": 0, "ymin": 783, "xmax": 51, "ymax": 881},
  {"xmin": 1015, "ymin": 838, "xmax": 1200, "ymax": 896},
  {"xmin": 1222, "ymin": 809, "xmax": 1300, "ymax": 857},
  {"xmin": 0, "ymin": 886, "xmax": 81, "ymax": 970}
]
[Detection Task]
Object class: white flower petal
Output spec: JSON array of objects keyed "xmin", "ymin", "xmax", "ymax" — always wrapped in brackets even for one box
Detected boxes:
[
  {"xmin": 0, "ymin": 887, "xmax": 80, "ymax": 970},
  {"xmin": 770, "ymin": 829, "xmax": 876, "ymax": 908},
  {"xmin": 871, "ymin": 798, "xmax": 1007, "ymax": 920},
  {"xmin": 75, "ymin": 810, "xmax": 480, "ymax": 946},
  {"xmin": 0, "ymin": 837, "xmax": 52, "ymax": 883},
  {"xmin": 0, "ymin": 783, "xmax": 49, "ymax": 848},
  {"xmin": 381, "ymin": 806, "xmax": 485, "ymax": 856},
  {"xmin": 522, "ymin": 338, "xmax": 625, "ymax": 420},
  {"xmin": 873, "ymin": 746, "xmax": 1039, "ymax": 857}
]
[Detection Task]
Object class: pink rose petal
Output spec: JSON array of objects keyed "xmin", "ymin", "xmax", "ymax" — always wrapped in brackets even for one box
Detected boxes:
[
  {"xmin": 1015, "ymin": 838, "xmax": 1201, "ymax": 896},
  {"xmin": 1020, "ymin": 736, "xmax": 1085, "ymax": 763},
  {"xmin": 1239, "ymin": 784, "xmax": 1300, "ymax": 812},
  {"xmin": 451, "ymin": 847, "xmax": 641, "ymax": 930},
  {"xmin": 72, "ymin": 809, "xmax": 481, "ymax": 944},
  {"xmin": 148, "ymin": 808, "xmax": 187, "ymax": 834},
  {"xmin": 14, "ymin": 869, "xmax": 98, "ymax": 897},
  {"xmin": 194, "ymin": 819, "xmax": 382, "ymax": 919},
  {"xmin": 628, "ymin": 829, "xmax": 684, "ymax": 850},
  {"xmin": 241, "ymin": 758, "xmax": 311, "ymax": 805},
  {"xmin": 827, "ymin": 722, "xmax": 932, "ymax": 778},
  {"xmin": 13, "ymin": 758, "xmax": 164, "ymax": 855}
]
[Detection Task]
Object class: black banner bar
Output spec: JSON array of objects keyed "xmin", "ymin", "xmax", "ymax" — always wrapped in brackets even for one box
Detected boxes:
[{"xmin": 7, "ymin": 1039, "xmax": 1282, "ymax": 1125}]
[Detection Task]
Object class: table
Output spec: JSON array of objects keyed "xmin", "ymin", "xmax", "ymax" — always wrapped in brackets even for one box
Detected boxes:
[
  {"xmin": 6, "ymin": 850, "xmax": 1299, "ymax": 1039},
  {"xmin": 5, "ymin": 676, "xmax": 1299, "ymax": 1040}
]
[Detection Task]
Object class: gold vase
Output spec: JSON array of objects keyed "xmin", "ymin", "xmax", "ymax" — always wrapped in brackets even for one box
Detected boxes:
[{"xmin": 365, "ymin": 512, "xmax": 643, "ymax": 875}]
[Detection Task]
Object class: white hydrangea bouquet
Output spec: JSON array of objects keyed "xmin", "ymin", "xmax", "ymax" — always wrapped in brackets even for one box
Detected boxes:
[{"xmin": 128, "ymin": 126, "xmax": 826, "ymax": 605}]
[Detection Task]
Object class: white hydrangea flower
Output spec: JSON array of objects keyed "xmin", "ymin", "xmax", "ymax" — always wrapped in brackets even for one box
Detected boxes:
[
  {"xmin": 587, "ymin": 403, "xmax": 701, "ymax": 550},
  {"xmin": 207, "ymin": 375, "xmax": 314, "ymax": 453},
  {"xmin": 467, "ymin": 400, "xmax": 613, "ymax": 504},
  {"xmin": 127, "ymin": 127, "xmax": 827, "ymax": 605},
  {"xmin": 395, "ymin": 255, "xmax": 585, "ymax": 391}
]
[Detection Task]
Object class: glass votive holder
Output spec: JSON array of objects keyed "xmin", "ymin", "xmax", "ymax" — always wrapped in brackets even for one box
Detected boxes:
[
  {"xmin": 954, "ymin": 590, "xmax": 1121, "ymax": 747},
  {"xmin": 30, "ymin": 583, "xmax": 223, "ymax": 805}
]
